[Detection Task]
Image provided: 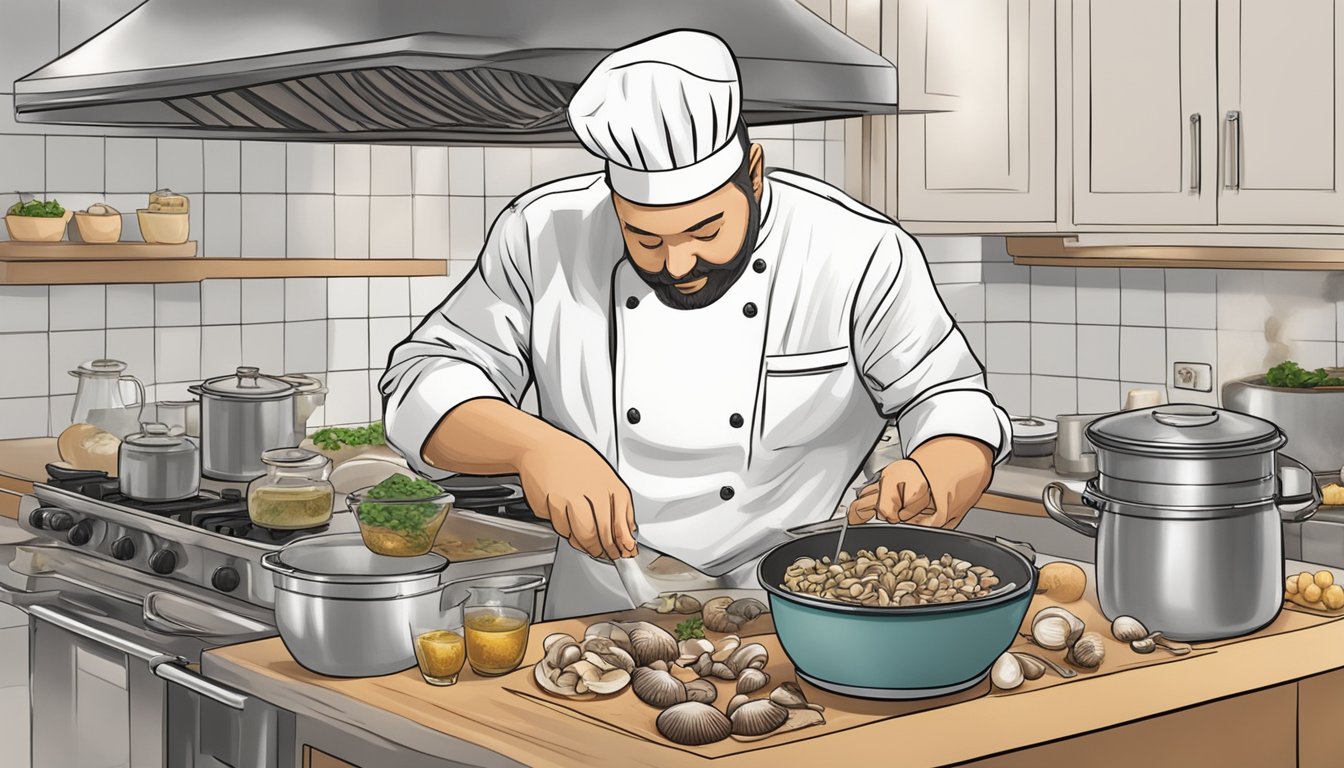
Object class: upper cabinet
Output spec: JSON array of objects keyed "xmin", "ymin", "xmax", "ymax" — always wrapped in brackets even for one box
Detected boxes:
[
  {"xmin": 1216, "ymin": 0, "xmax": 1344, "ymax": 226},
  {"xmin": 1072, "ymin": 0, "xmax": 1217, "ymax": 225},
  {"xmin": 892, "ymin": 0, "xmax": 1056, "ymax": 225}
]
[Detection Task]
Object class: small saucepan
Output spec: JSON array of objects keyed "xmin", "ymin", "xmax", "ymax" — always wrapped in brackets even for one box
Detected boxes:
[{"xmin": 759, "ymin": 521, "xmax": 1037, "ymax": 700}]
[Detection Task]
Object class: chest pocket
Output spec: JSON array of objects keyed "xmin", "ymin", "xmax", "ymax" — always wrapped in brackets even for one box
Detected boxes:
[{"xmin": 760, "ymin": 347, "xmax": 855, "ymax": 450}]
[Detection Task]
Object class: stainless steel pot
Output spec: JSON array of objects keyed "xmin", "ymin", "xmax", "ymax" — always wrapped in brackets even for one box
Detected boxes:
[
  {"xmin": 189, "ymin": 366, "xmax": 301, "ymax": 481},
  {"xmin": 1223, "ymin": 374, "xmax": 1344, "ymax": 473},
  {"xmin": 1043, "ymin": 404, "xmax": 1321, "ymax": 641},
  {"xmin": 117, "ymin": 422, "xmax": 200, "ymax": 501},
  {"xmin": 260, "ymin": 533, "xmax": 449, "ymax": 677}
]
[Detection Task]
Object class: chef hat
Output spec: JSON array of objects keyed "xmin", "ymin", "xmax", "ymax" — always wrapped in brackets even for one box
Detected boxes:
[{"xmin": 568, "ymin": 30, "xmax": 744, "ymax": 206}]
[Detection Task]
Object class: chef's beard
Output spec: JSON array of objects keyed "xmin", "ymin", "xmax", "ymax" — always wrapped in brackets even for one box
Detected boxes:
[{"xmin": 630, "ymin": 184, "xmax": 761, "ymax": 311}]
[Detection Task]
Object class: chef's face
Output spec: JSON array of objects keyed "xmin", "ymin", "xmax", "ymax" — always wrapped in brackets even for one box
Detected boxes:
[{"xmin": 613, "ymin": 142, "xmax": 765, "ymax": 310}]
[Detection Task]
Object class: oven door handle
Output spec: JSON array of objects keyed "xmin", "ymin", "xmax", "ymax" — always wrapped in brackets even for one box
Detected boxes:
[{"xmin": 26, "ymin": 603, "xmax": 249, "ymax": 710}]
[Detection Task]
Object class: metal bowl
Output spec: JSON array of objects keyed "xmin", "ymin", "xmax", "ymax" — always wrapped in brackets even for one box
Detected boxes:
[{"xmin": 758, "ymin": 524, "xmax": 1037, "ymax": 699}]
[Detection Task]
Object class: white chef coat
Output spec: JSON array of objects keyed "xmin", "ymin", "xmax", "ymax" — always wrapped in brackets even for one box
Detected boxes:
[{"xmin": 378, "ymin": 169, "xmax": 1011, "ymax": 619}]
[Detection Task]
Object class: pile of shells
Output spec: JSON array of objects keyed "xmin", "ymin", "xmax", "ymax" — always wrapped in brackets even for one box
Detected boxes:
[
  {"xmin": 781, "ymin": 547, "xmax": 1000, "ymax": 607},
  {"xmin": 533, "ymin": 633, "xmax": 637, "ymax": 699},
  {"xmin": 658, "ymin": 681, "xmax": 826, "ymax": 745}
]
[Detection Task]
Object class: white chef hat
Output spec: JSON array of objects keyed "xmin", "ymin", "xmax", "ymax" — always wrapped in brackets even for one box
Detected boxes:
[{"xmin": 568, "ymin": 30, "xmax": 744, "ymax": 206}]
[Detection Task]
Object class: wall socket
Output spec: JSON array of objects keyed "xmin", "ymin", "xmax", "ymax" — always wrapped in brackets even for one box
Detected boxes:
[{"xmin": 1173, "ymin": 362, "xmax": 1214, "ymax": 392}]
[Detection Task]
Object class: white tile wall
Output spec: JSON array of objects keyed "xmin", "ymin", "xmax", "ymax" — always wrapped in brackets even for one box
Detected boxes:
[
  {"xmin": 204, "ymin": 193, "xmax": 241, "ymax": 258},
  {"xmin": 286, "ymin": 195, "xmax": 335, "ymax": 258},
  {"xmin": 241, "ymin": 142, "xmax": 286, "ymax": 192},
  {"xmin": 287, "ymin": 144, "xmax": 334, "ymax": 194},
  {"xmin": 203, "ymin": 141, "xmax": 241, "ymax": 193},
  {"xmin": 202, "ymin": 279, "xmax": 242, "ymax": 325},
  {"xmin": 335, "ymin": 145, "xmax": 371, "ymax": 196},
  {"xmin": 48, "ymin": 331, "xmax": 105, "ymax": 395},
  {"xmin": 371, "ymin": 146, "xmax": 412, "ymax": 195}
]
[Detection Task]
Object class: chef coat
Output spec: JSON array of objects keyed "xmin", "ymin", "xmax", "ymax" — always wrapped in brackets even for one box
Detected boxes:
[{"xmin": 379, "ymin": 169, "xmax": 1011, "ymax": 618}]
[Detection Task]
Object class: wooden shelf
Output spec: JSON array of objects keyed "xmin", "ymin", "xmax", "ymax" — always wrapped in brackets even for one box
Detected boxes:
[
  {"xmin": 0, "ymin": 257, "xmax": 447, "ymax": 284},
  {"xmin": 1007, "ymin": 236, "xmax": 1344, "ymax": 269}
]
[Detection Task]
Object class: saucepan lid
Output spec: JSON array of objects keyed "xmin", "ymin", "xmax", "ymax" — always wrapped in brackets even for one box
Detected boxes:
[
  {"xmin": 192, "ymin": 366, "xmax": 295, "ymax": 401},
  {"xmin": 1086, "ymin": 404, "xmax": 1285, "ymax": 457},
  {"xmin": 266, "ymin": 533, "xmax": 447, "ymax": 584},
  {"xmin": 1010, "ymin": 416, "xmax": 1057, "ymax": 444}
]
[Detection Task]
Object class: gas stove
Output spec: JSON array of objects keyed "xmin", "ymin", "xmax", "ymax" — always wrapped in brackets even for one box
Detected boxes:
[{"xmin": 20, "ymin": 464, "xmax": 354, "ymax": 609}]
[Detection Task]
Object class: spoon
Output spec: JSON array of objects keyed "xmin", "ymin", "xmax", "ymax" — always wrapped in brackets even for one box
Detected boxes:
[
  {"xmin": 831, "ymin": 513, "xmax": 852, "ymax": 565},
  {"xmin": 1013, "ymin": 651, "xmax": 1078, "ymax": 679}
]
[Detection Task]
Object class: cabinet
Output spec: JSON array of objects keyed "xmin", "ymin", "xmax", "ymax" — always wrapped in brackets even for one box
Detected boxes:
[
  {"xmin": 1072, "ymin": 0, "xmax": 1217, "ymax": 225},
  {"xmin": 893, "ymin": 0, "xmax": 1056, "ymax": 224}
]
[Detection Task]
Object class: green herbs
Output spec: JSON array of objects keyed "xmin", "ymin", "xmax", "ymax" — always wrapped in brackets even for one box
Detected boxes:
[
  {"xmin": 310, "ymin": 421, "xmax": 384, "ymax": 451},
  {"xmin": 1265, "ymin": 361, "xmax": 1344, "ymax": 389},
  {"xmin": 357, "ymin": 499, "xmax": 443, "ymax": 532},
  {"xmin": 356, "ymin": 473, "xmax": 448, "ymax": 552},
  {"xmin": 368, "ymin": 472, "xmax": 443, "ymax": 500},
  {"xmin": 675, "ymin": 616, "xmax": 705, "ymax": 641},
  {"xmin": 6, "ymin": 199, "xmax": 65, "ymax": 218}
]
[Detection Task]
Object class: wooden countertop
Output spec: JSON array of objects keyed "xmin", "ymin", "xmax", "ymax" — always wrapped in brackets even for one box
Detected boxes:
[
  {"xmin": 0, "ymin": 438, "xmax": 59, "ymax": 519},
  {"xmin": 206, "ymin": 595, "xmax": 1344, "ymax": 768}
]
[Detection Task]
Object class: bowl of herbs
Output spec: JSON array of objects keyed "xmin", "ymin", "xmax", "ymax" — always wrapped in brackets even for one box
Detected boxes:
[
  {"xmin": 349, "ymin": 473, "xmax": 455, "ymax": 557},
  {"xmin": 5, "ymin": 198, "xmax": 73, "ymax": 242}
]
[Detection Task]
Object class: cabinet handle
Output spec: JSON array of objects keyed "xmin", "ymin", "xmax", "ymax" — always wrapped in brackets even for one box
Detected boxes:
[
  {"xmin": 1225, "ymin": 110, "xmax": 1241, "ymax": 190},
  {"xmin": 1189, "ymin": 113, "xmax": 1201, "ymax": 193}
]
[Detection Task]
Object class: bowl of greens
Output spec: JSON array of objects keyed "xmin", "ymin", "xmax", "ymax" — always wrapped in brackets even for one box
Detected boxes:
[
  {"xmin": 4, "ymin": 198, "xmax": 72, "ymax": 242},
  {"xmin": 349, "ymin": 473, "xmax": 455, "ymax": 557}
]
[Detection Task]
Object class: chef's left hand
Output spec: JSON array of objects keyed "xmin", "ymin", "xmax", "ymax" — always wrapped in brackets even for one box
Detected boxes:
[{"xmin": 848, "ymin": 459, "xmax": 936, "ymax": 526}]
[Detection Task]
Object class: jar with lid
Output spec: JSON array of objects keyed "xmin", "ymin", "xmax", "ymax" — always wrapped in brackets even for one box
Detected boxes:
[{"xmin": 247, "ymin": 448, "xmax": 334, "ymax": 530}]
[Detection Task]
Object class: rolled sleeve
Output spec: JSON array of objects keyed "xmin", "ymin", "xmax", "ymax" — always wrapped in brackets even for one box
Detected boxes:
[
  {"xmin": 377, "ymin": 204, "xmax": 534, "ymax": 479},
  {"xmin": 853, "ymin": 229, "xmax": 1010, "ymax": 463}
]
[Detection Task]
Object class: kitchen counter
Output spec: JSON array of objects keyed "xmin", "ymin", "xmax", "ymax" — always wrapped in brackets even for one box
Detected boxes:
[
  {"xmin": 205, "ymin": 549, "xmax": 1344, "ymax": 768},
  {"xmin": 0, "ymin": 438, "xmax": 59, "ymax": 519}
]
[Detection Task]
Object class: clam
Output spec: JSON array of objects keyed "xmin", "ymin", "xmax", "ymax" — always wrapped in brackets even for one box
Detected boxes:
[
  {"xmin": 768, "ymin": 682, "xmax": 825, "ymax": 713},
  {"xmin": 675, "ymin": 594, "xmax": 703, "ymax": 614},
  {"xmin": 544, "ymin": 638, "xmax": 582, "ymax": 671},
  {"xmin": 1029, "ymin": 607, "xmax": 1085, "ymax": 651},
  {"xmin": 648, "ymin": 659, "xmax": 669, "ymax": 672},
  {"xmin": 1130, "ymin": 636, "xmax": 1156, "ymax": 654},
  {"xmin": 617, "ymin": 621, "xmax": 679, "ymax": 666},
  {"xmin": 691, "ymin": 653, "xmax": 737, "ymax": 680},
  {"xmin": 631, "ymin": 667, "xmax": 687, "ymax": 708},
  {"xmin": 1110, "ymin": 615, "xmax": 1148, "ymax": 643},
  {"xmin": 735, "ymin": 668, "xmax": 770, "ymax": 695},
  {"xmin": 1065, "ymin": 632, "xmax": 1106, "ymax": 670},
  {"xmin": 726, "ymin": 693, "xmax": 750, "ymax": 716},
  {"xmin": 677, "ymin": 638, "xmax": 715, "ymax": 666},
  {"xmin": 684, "ymin": 678, "xmax": 719, "ymax": 704},
  {"xmin": 726, "ymin": 597, "xmax": 767, "ymax": 626},
  {"xmin": 702, "ymin": 596, "xmax": 768, "ymax": 633},
  {"xmin": 543, "ymin": 633, "xmax": 577, "ymax": 652},
  {"xmin": 641, "ymin": 593, "xmax": 705, "ymax": 615},
  {"xmin": 991, "ymin": 652, "xmax": 1023, "ymax": 690},
  {"xmin": 729, "ymin": 700, "xmax": 790, "ymax": 737},
  {"xmin": 580, "ymin": 640, "xmax": 636, "ymax": 674},
  {"xmin": 656, "ymin": 702, "xmax": 732, "ymax": 746},
  {"xmin": 567, "ymin": 660, "xmax": 631, "ymax": 695},
  {"xmin": 1014, "ymin": 653, "xmax": 1048, "ymax": 681},
  {"xmin": 710, "ymin": 635, "xmax": 741, "ymax": 663},
  {"xmin": 723, "ymin": 643, "xmax": 768, "ymax": 675}
]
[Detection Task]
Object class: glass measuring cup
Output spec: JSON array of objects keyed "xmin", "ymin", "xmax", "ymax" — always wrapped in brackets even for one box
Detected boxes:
[
  {"xmin": 69, "ymin": 358, "xmax": 145, "ymax": 437},
  {"xmin": 463, "ymin": 574, "xmax": 547, "ymax": 676},
  {"xmin": 409, "ymin": 592, "xmax": 469, "ymax": 686}
]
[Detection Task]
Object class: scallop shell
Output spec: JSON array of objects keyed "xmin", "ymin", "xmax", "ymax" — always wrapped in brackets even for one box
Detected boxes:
[
  {"xmin": 614, "ymin": 621, "xmax": 679, "ymax": 666},
  {"xmin": 724, "ymin": 644, "xmax": 768, "ymax": 675},
  {"xmin": 684, "ymin": 678, "xmax": 719, "ymax": 704},
  {"xmin": 729, "ymin": 700, "xmax": 790, "ymax": 737},
  {"xmin": 631, "ymin": 667, "xmax": 687, "ymax": 708},
  {"xmin": 655, "ymin": 702, "xmax": 732, "ymax": 746},
  {"xmin": 726, "ymin": 694, "xmax": 750, "ymax": 716},
  {"xmin": 735, "ymin": 668, "xmax": 770, "ymax": 695}
]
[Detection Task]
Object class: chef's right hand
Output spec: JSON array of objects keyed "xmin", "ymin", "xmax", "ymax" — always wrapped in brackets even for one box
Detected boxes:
[{"xmin": 517, "ymin": 432, "xmax": 638, "ymax": 560}]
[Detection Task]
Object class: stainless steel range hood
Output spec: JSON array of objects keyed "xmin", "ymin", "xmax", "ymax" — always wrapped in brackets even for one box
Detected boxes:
[{"xmin": 13, "ymin": 0, "xmax": 897, "ymax": 144}]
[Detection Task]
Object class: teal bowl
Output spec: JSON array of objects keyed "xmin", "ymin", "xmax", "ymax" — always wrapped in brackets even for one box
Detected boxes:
[{"xmin": 759, "ymin": 525, "xmax": 1037, "ymax": 699}]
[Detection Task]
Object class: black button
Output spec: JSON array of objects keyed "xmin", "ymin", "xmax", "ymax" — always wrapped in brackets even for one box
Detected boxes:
[
  {"xmin": 742, "ymin": 303, "xmax": 758, "ymax": 318},
  {"xmin": 729, "ymin": 413, "xmax": 744, "ymax": 428},
  {"xmin": 720, "ymin": 486, "xmax": 735, "ymax": 500},
  {"xmin": 626, "ymin": 408, "xmax": 641, "ymax": 424},
  {"xmin": 212, "ymin": 566, "xmax": 241, "ymax": 593},
  {"xmin": 753, "ymin": 259, "xmax": 767, "ymax": 273},
  {"xmin": 626, "ymin": 296, "xmax": 639, "ymax": 309}
]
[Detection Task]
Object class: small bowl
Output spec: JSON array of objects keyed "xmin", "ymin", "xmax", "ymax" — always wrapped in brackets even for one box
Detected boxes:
[
  {"xmin": 349, "ymin": 486, "xmax": 455, "ymax": 557},
  {"xmin": 4, "ymin": 210, "xmax": 73, "ymax": 242},
  {"xmin": 74, "ymin": 211, "xmax": 123, "ymax": 244},
  {"xmin": 136, "ymin": 209, "xmax": 189, "ymax": 244}
]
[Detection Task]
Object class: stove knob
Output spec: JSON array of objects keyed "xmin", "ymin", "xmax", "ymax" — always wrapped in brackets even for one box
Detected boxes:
[
  {"xmin": 211, "ymin": 566, "xmax": 241, "ymax": 593},
  {"xmin": 45, "ymin": 511, "xmax": 75, "ymax": 532},
  {"xmin": 110, "ymin": 536, "xmax": 136, "ymax": 561},
  {"xmin": 67, "ymin": 521, "xmax": 94, "ymax": 547},
  {"xmin": 148, "ymin": 549, "xmax": 177, "ymax": 575},
  {"xmin": 27, "ymin": 508, "xmax": 49, "ymax": 529}
]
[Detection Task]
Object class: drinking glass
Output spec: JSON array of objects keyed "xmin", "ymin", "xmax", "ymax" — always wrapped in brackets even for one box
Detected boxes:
[
  {"xmin": 409, "ymin": 593, "xmax": 468, "ymax": 686},
  {"xmin": 463, "ymin": 574, "xmax": 547, "ymax": 676}
]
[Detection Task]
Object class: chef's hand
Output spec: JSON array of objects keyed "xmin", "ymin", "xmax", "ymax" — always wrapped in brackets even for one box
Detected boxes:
[
  {"xmin": 517, "ymin": 431, "xmax": 639, "ymax": 560},
  {"xmin": 848, "ymin": 459, "xmax": 936, "ymax": 526}
]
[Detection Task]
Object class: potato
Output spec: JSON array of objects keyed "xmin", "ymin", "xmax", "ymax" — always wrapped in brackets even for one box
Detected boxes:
[
  {"xmin": 1035, "ymin": 562, "xmax": 1087, "ymax": 603},
  {"xmin": 1304, "ymin": 583, "xmax": 1323, "ymax": 603},
  {"xmin": 1325, "ymin": 585, "xmax": 1344, "ymax": 611},
  {"xmin": 1286, "ymin": 575, "xmax": 1300, "ymax": 594},
  {"xmin": 1299, "ymin": 572, "xmax": 1316, "ymax": 594},
  {"xmin": 1316, "ymin": 570, "xmax": 1334, "ymax": 589},
  {"xmin": 1323, "ymin": 483, "xmax": 1344, "ymax": 506}
]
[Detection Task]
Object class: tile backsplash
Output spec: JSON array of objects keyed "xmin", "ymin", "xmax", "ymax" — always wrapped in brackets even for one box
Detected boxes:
[
  {"xmin": 924, "ymin": 237, "xmax": 1344, "ymax": 420},
  {"xmin": 0, "ymin": 0, "xmax": 846, "ymax": 439}
]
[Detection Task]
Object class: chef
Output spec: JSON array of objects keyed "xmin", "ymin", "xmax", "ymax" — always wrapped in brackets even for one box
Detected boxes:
[{"xmin": 379, "ymin": 30, "xmax": 1011, "ymax": 619}]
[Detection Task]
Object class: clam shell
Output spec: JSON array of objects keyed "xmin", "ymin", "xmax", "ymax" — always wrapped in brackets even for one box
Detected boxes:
[
  {"xmin": 701, "ymin": 596, "xmax": 735, "ymax": 633},
  {"xmin": 725, "ymin": 598, "xmax": 767, "ymax": 626},
  {"xmin": 584, "ymin": 668, "xmax": 632, "ymax": 695},
  {"xmin": 543, "ymin": 633, "xmax": 577, "ymax": 652},
  {"xmin": 726, "ymin": 694, "xmax": 750, "ymax": 716},
  {"xmin": 545, "ymin": 639, "xmax": 582, "ymax": 671},
  {"xmin": 684, "ymin": 678, "xmax": 719, "ymax": 704},
  {"xmin": 724, "ymin": 643, "xmax": 768, "ymax": 675},
  {"xmin": 769, "ymin": 682, "xmax": 824, "ymax": 712},
  {"xmin": 735, "ymin": 668, "xmax": 770, "ymax": 695},
  {"xmin": 655, "ymin": 702, "xmax": 732, "ymax": 746},
  {"xmin": 729, "ymin": 700, "xmax": 789, "ymax": 737},
  {"xmin": 710, "ymin": 635, "xmax": 741, "ymax": 663},
  {"xmin": 613, "ymin": 621, "xmax": 679, "ymax": 666},
  {"xmin": 533, "ymin": 660, "xmax": 594, "ymax": 700},
  {"xmin": 631, "ymin": 667, "xmax": 687, "ymax": 708},
  {"xmin": 674, "ymin": 594, "xmax": 703, "ymax": 614},
  {"xmin": 677, "ymin": 638, "xmax": 715, "ymax": 666}
]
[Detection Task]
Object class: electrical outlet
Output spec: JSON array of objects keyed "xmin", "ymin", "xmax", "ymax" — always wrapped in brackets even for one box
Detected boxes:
[{"xmin": 1173, "ymin": 362, "xmax": 1213, "ymax": 392}]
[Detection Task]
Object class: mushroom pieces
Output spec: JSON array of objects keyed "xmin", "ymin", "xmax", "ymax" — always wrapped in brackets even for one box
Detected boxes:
[{"xmin": 533, "ymin": 633, "xmax": 633, "ymax": 699}]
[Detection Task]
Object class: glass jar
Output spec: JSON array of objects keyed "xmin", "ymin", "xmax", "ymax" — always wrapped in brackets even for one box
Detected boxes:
[
  {"xmin": 69, "ymin": 358, "xmax": 145, "ymax": 438},
  {"xmin": 246, "ymin": 447, "xmax": 334, "ymax": 530}
]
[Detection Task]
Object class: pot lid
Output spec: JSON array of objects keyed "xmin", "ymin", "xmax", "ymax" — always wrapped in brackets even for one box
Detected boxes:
[
  {"xmin": 1011, "ymin": 416, "xmax": 1057, "ymax": 443},
  {"xmin": 261, "ymin": 446, "xmax": 327, "ymax": 470},
  {"xmin": 75, "ymin": 358, "xmax": 127, "ymax": 375},
  {"xmin": 1086, "ymin": 404, "xmax": 1285, "ymax": 456},
  {"xmin": 274, "ymin": 533, "xmax": 447, "ymax": 580},
  {"xmin": 199, "ymin": 366, "xmax": 294, "ymax": 399},
  {"xmin": 123, "ymin": 422, "xmax": 193, "ymax": 449}
]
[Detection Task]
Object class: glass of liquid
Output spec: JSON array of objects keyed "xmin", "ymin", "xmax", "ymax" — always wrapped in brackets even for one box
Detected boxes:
[
  {"xmin": 409, "ymin": 594, "xmax": 468, "ymax": 686},
  {"xmin": 463, "ymin": 574, "xmax": 547, "ymax": 676}
]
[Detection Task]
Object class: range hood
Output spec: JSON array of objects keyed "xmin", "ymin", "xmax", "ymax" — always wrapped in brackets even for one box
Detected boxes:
[{"xmin": 13, "ymin": 0, "xmax": 897, "ymax": 144}]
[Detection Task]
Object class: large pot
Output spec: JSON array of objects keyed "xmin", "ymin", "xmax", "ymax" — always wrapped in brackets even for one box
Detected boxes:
[
  {"xmin": 1223, "ymin": 374, "xmax": 1344, "ymax": 473},
  {"xmin": 1043, "ymin": 404, "xmax": 1321, "ymax": 642},
  {"xmin": 261, "ymin": 533, "xmax": 450, "ymax": 677},
  {"xmin": 759, "ymin": 523, "xmax": 1037, "ymax": 700},
  {"xmin": 189, "ymin": 366, "xmax": 302, "ymax": 481},
  {"xmin": 117, "ymin": 422, "xmax": 200, "ymax": 501}
]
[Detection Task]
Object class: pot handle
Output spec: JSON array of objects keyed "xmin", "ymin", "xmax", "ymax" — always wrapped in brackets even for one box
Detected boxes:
[
  {"xmin": 1043, "ymin": 482, "xmax": 1099, "ymax": 538},
  {"xmin": 1277, "ymin": 454, "xmax": 1322, "ymax": 523},
  {"xmin": 259, "ymin": 551, "xmax": 294, "ymax": 575}
]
